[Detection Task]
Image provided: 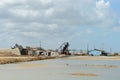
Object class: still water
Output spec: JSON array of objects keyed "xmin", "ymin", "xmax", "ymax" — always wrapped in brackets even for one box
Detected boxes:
[{"xmin": 0, "ymin": 57, "xmax": 120, "ymax": 80}]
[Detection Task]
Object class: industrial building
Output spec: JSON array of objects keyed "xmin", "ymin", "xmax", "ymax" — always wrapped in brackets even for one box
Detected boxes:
[{"xmin": 89, "ymin": 49, "xmax": 108, "ymax": 56}]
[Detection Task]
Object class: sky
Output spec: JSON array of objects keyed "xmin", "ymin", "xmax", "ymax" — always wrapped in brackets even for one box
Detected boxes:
[{"xmin": 0, "ymin": 0, "xmax": 120, "ymax": 52}]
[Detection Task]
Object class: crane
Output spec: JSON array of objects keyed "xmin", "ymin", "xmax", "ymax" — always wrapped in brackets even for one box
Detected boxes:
[{"xmin": 57, "ymin": 42, "xmax": 70, "ymax": 55}]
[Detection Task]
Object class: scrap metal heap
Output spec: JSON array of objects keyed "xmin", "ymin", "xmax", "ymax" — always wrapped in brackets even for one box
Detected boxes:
[
  {"xmin": 58, "ymin": 42, "xmax": 71, "ymax": 55},
  {"xmin": 12, "ymin": 44, "xmax": 28, "ymax": 55},
  {"xmin": 12, "ymin": 42, "xmax": 71, "ymax": 56}
]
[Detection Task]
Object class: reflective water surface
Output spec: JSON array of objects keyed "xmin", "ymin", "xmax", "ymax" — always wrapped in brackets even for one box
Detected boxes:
[{"xmin": 0, "ymin": 57, "xmax": 120, "ymax": 80}]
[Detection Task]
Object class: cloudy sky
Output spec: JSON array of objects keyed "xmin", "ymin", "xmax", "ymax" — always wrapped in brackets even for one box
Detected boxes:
[{"xmin": 0, "ymin": 0, "xmax": 120, "ymax": 52}]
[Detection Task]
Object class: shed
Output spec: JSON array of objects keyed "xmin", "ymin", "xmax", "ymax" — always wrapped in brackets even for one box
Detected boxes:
[{"xmin": 35, "ymin": 50, "xmax": 44, "ymax": 56}]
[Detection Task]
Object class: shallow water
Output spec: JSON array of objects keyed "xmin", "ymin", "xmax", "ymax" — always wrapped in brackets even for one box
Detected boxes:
[{"xmin": 0, "ymin": 57, "xmax": 120, "ymax": 80}]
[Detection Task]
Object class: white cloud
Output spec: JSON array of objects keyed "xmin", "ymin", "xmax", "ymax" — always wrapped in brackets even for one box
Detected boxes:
[
  {"xmin": 119, "ymin": 20, "xmax": 120, "ymax": 24},
  {"xmin": 9, "ymin": 9, "xmax": 40, "ymax": 18},
  {"xmin": 96, "ymin": 0, "xmax": 110, "ymax": 9},
  {"xmin": 0, "ymin": 0, "xmax": 119, "ymax": 48},
  {"xmin": 86, "ymin": 29, "xmax": 93, "ymax": 34},
  {"xmin": 45, "ymin": 8, "xmax": 54, "ymax": 17},
  {"xmin": 0, "ymin": 0, "xmax": 26, "ymax": 7},
  {"xmin": 96, "ymin": 0, "xmax": 110, "ymax": 18}
]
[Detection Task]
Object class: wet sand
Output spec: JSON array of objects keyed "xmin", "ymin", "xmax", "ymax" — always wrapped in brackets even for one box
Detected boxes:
[
  {"xmin": 0, "ymin": 56, "xmax": 120, "ymax": 80},
  {"xmin": 0, "ymin": 56, "xmax": 57, "ymax": 64},
  {"xmin": 68, "ymin": 56, "xmax": 120, "ymax": 60},
  {"xmin": 70, "ymin": 72, "xmax": 98, "ymax": 77},
  {"xmin": 17, "ymin": 64, "xmax": 48, "ymax": 69},
  {"xmin": 80, "ymin": 64, "xmax": 119, "ymax": 68}
]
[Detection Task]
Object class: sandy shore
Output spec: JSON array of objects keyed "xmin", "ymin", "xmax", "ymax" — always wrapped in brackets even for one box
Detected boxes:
[
  {"xmin": 67, "ymin": 56, "xmax": 120, "ymax": 60},
  {"xmin": 0, "ymin": 56, "xmax": 58, "ymax": 64},
  {"xmin": 0, "ymin": 56, "xmax": 120, "ymax": 64}
]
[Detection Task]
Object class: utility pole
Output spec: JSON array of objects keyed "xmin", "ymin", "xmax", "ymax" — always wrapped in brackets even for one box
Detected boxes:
[
  {"xmin": 94, "ymin": 44, "xmax": 96, "ymax": 49},
  {"xmin": 87, "ymin": 43, "xmax": 89, "ymax": 54},
  {"xmin": 110, "ymin": 48, "xmax": 112, "ymax": 54},
  {"xmin": 40, "ymin": 40, "xmax": 41, "ymax": 49},
  {"xmin": 102, "ymin": 43, "xmax": 104, "ymax": 50}
]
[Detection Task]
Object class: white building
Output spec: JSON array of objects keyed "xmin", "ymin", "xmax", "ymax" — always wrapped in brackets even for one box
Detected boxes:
[{"xmin": 43, "ymin": 51, "xmax": 59, "ymax": 57}]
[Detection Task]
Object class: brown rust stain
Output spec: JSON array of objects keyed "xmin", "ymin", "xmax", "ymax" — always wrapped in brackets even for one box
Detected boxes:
[{"xmin": 70, "ymin": 72, "xmax": 98, "ymax": 77}]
